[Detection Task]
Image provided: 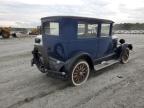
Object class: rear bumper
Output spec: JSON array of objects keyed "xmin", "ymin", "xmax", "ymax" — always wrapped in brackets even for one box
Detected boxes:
[
  {"xmin": 31, "ymin": 58, "xmax": 68, "ymax": 80},
  {"xmin": 47, "ymin": 57, "xmax": 65, "ymax": 71}
]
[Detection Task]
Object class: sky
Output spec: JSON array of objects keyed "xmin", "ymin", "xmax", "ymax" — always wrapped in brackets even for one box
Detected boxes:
[{"xmin": 0, "ymin": 0, "xmax": 144, "ymax": 28}]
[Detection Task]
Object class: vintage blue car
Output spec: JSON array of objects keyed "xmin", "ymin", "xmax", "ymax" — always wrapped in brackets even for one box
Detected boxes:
[{"xmin": 31, "ymin": 16, "xmax": 133, "ymax": 86}]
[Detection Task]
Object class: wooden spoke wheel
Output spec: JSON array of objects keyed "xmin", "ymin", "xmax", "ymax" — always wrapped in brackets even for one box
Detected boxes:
[{"xmin": 71, "ymin": 60, "xmax": 90, "ymax": 86}]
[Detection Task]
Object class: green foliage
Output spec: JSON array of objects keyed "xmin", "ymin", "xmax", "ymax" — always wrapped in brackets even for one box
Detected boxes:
[{"xmin": 114, "ymin": 23, "xmax": 144, "ymax": 30}]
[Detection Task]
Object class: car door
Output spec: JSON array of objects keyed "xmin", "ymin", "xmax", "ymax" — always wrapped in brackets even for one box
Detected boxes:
[
  {"xmin": 67, "ymin": 23, "xmax": 99, "ymax": 59},
  {"xmin": 97, "ymin": 23, "xmax": 113, "ymax": 58}
]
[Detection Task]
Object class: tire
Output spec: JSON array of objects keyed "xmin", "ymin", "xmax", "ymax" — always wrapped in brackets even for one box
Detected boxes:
[
  {"xmin": 70, "ymin": 60, "xmax": 90, "ymax": 86},
  {"xmin": 120, "ymin": 48, "xmax": 129, "ymax": 64}
]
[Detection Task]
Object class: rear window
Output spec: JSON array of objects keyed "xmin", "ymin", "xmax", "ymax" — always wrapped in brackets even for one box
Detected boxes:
[{"xmin": 43, "ymin": 22, "xmax": 59, "ymax": 36}]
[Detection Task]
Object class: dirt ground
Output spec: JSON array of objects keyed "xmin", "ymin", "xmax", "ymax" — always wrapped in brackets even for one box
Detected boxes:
[{"xmin": 0, "ymin": 34, "xmax": 144, "ymax": 108}]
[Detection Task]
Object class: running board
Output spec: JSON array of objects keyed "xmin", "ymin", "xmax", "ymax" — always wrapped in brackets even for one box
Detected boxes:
[{"xmin": 94, "ymin": 60, "xmax": 119, "ymax": 71}]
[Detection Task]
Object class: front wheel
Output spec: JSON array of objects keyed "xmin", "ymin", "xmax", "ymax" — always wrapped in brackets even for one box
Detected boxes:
[
  {"xmin": 120, "ymin": 48, "xmax": 129, "ymax": 64},
  {"xmin": 70, "ymin": 60, "xmax": 90, "ymax": 86}
]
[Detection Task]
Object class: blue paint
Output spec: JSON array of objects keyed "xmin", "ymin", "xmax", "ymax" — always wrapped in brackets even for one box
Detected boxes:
[{"xmin": 41, "ymin": 16, "xmax": 115, "ymax": 62}]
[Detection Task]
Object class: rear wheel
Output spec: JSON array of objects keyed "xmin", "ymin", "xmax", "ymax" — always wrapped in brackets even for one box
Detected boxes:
[
  {"xmin": 70, "ymin": 60, "xmax": 90, "ymax": 86},
  {"xmin": 120, "ymin": 48, "xmax": 129, "ymax": 64}
]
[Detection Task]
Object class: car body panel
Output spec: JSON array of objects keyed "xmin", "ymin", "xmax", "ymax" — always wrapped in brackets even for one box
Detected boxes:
[{"xmin": 32, "ymin": 16, "xmax": 126, "ymax": 76}]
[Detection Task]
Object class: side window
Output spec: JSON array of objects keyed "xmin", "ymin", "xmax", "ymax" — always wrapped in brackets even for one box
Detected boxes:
[
  {"xmin": 78, "ymin": 23, "xmax": 98, "ymax": 38},
  {"xmin": 43, "ymin": 22, "xmax": 59, "ymax": 36},
  {"xmin": 101, "ymin": 24, "xmax": 110, "ymax": 37},
  {"xmin": 78, "ymin": 24, "xmax": 85, "ymax": 36}
]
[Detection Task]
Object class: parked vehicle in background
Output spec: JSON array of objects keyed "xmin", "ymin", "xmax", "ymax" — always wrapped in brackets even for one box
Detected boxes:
[
  {"xmin": 29, "ymin": 26, "xmax": 41, "ymax": 35},
  {"xmin": 0, "ymin": 27, "xmax": 11, "ymax": 38},
  {"xmin": 31, "ymin": 16, "xmax": 133, "ymax": 86}
]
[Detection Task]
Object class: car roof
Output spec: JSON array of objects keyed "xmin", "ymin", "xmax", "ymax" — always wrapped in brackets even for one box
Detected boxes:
[{"xmin": 41, "ymin": 16, "xmax": 114, "ymax": 23}]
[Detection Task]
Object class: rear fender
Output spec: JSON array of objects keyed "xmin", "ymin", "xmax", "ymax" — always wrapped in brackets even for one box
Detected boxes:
[{"xmin": 64, "ymin": 52, "xmax": 94, "ymax": 73}]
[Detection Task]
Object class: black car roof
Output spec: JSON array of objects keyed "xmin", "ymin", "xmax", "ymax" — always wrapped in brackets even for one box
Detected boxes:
[{"xmin": 41, "ymin": 16, "xmax": 114, "ymax": 23}]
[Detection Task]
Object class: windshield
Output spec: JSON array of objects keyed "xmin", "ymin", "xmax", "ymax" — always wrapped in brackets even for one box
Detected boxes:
[{"xmin": 43, "ymin": 22, "xmax": 59, "ymax": 36}]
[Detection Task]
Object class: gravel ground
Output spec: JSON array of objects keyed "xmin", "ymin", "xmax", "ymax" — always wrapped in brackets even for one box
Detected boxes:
[{"xmin": 0, "ymin": 34, "xmax": 144, "ymax": 108}]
